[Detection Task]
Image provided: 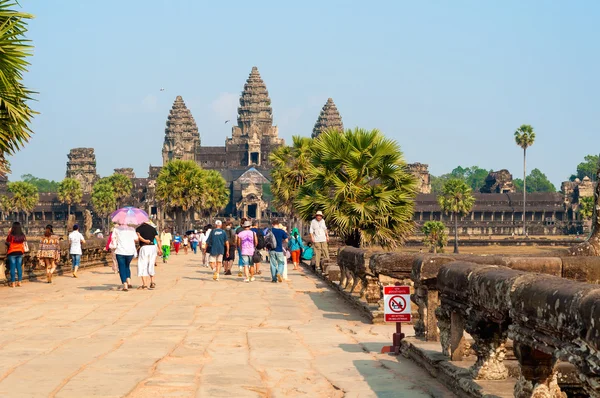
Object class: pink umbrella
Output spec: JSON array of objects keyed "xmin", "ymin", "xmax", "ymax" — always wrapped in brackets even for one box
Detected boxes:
[{"xmin": 110, "ymin": 207, "xmax": 149, "ymax": 225}]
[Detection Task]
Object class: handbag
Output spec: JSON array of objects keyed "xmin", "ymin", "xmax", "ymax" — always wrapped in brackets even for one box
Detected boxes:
[
  {"xmin": 109, "ymin": 233, "xmax": 117, "ymax": 250},
  {"xmin": 23, "ymin": 241, "xmax": 29, "ymax": 253},
  {"xmin": 252, "ymin": 251, "xmax": 262, "ymax": 264}
]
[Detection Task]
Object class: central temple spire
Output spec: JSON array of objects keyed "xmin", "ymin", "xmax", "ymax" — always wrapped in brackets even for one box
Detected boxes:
[
  {"xmin": 162, "ymin": 96, "xmax": 200, "ymax": 165},
  {"xmin": 236, "ymin": 66, "xmax": 274, "ymax": 135}
]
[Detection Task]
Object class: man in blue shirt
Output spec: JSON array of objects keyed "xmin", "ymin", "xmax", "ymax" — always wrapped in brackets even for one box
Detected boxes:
[
  {"xmin": 268, "ymin": 219, "xmax": 288, "ymax": 283},
  {"xmin": 206, "ymin": 220, "xmax": 229, "ymax": 281}
]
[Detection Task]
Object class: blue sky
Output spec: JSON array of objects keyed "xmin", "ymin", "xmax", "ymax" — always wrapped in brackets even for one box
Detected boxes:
[{"xmin": 9, "ymin": 0, "xmax": 600, "ymax": 188}]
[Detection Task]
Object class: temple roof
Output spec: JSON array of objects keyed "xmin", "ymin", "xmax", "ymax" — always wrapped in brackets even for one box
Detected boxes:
[
  {"xmin": 164, "ymin": 96, "xmax": 199, "ymax": 141},
  {"xmin": 312, "ymin": 98, "xmax": 344, "ymax": 138},
  {"xmin": 237, "ymin": 66, "xmax": 273, "ymax": 128}
]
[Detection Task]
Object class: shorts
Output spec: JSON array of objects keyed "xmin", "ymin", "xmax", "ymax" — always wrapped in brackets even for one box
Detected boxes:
[
  {"xmin": 137, "ymin": 245, "xmax": 157, "ymax": 277},
  {"xmin": 241, "ymin": 255, "xmax": 252, "ymax": 266},
  {"xmin": 225, "ymin": 246, "xmax": 236, "ymax": 261},
  {"xmin": 209, "ymin": 254, "xmax": 224, "ymax": 263}
]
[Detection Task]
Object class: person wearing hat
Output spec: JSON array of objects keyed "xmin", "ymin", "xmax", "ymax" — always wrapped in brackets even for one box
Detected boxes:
[
  {"xmin": 310, "ymin": 210, "xmax": 329, "ymax": 270},
  {"xmin": 237, "ymin": 220, "xmax": 258, "ymax": 282},
  {"xmin": 206, "ymin": 220, "xmax": 228, "ymax": 281},
  {"xmin": 69, "ymin": 224, "xmax": 86, "ymax": 278}
]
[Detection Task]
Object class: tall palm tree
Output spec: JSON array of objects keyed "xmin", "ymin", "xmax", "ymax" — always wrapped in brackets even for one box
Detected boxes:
[
  {"xmin": 57, "ymin": 177, "xmax": 82, "ymax": 219},
  {"xmin": 91, "ymin": 179, "xmax": 116, "ymax": 231},
  {"xmin": 438, "ymin": 178, "xmax": 475, "ymax": 254},
  {"xmin": 0, "ymin": 3, "xmax": 36, "ymax": 173},
  {"xmin": 8, "ymin": 180, "xmax": 38, "ymax": 228},
  {"xmin": 108, "ymin": 173, "xmax": 133, "ymax": 208},
  {"xmin": 295, "ymin": 128, "xmax": 417, "ymax": 249},
  {"xmin": 514, "ymin": 124, "xmax": 535, "ymax": 236},
  {"xmin": 0, "ymin": 193, "xmax": 12, "ymax": 220},
  {"xmin": 202, "ymin": 170, "xmax": 229, "ymax": 223}
]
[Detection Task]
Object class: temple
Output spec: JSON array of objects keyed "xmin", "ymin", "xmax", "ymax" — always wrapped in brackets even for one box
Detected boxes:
[
  {"xmin": 66, "ymin": 148, "xmax": 99, "ymax": 194},
  {"xmin": 312, "ymin": 98, "xmax": 344, "ymax": 138},
  {"xmin": 161, "ymin": 96, "xmax": 201, "ymax": 164}
]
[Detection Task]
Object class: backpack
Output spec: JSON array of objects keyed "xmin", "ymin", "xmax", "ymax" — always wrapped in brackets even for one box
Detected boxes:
[
  {"xmin": 255, "ymin": 228, "xmax": 266, "ymax": 250},
  {"xmin": 264, "ymin": 229, "xmax": 277, "ymax": 251}
]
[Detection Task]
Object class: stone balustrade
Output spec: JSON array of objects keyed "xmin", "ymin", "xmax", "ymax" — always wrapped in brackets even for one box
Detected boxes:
[
  {"xmin": 436, "ymin": 261, "xmax": 600, "ymax": 397},
  {"xmin": 0, "ymin": 237, "xmax": 110, "ymax": 284}
]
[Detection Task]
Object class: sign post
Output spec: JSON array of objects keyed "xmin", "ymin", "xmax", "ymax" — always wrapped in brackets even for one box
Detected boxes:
[{"xmin": 381, "ymin": 285, "xmax": 411, "ymax": 355}]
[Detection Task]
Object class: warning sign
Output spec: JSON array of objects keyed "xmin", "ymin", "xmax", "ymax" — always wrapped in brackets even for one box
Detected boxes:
[{"xmin": 383, "ymin": 286, "xmax": 411, "ymax": 322}]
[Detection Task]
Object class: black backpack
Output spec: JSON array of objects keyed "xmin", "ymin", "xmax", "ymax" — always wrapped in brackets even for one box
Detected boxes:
[{"xmin": 255, "ymin": 228, "xmax": 266, "ymax": 250}]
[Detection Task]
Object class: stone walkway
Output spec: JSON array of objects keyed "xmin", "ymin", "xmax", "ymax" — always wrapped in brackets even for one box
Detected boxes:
[{"xmin": 0, "ymin": 254, "xmax": 455, "ymax": 397}]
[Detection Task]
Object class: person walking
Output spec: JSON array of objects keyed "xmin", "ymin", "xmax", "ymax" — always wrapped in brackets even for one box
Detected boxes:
[
  {"xmin": 235, "ymin": 218, "xmax": 247, "ymax": 277},
  {"xmin": 201, "ymin": 224, "xmax": 212, "ymax": 267},
  {"xmin": 190, "ymin": 230, "xmax": 199, "ymax": 254},
  {"xmin": 105, "ymin": 228, "xmax": 118, "ymax": 273},
  {"xmin": 39, "ymin": 224, "xmax": 60, "ymax": 284},
  {"xmin": 267, "ymin": 219, "xmax": 288, "ymax": 283},
  {"xmin": 113, "ymin": 223, "xmax": 138, "ymax": 291},
  {"xmin": 136, "ymin": 221, "xmax": 162, "ymax": 289},
  {"xmin": 288, "ymin": 227, "xmax": 304, "ymax": 271},
  {"xmin": 237, "ymin": 220, "xmax": 257, "ymax": 282},
  {"xmin": 68, "ymin": 224, "xmax": 86, "ymax": 278},
  {"xmin": 223, "ymin": 221, "xmax": 237, "ymax": 275},
  {"xmin": 160, "ymin": 227, "xmax": 172, "ymax": 263},
  {"xmin": 206, "ymin": 220, "xmax": 228, "ymax": 281},
  {"xmin": 310, "ymin": 211, "xmax": 329, "ymax": 270},
  {"xmin": 6, "ymin": 221, "xmax": 26, "ymax": 287},
  {"xmin": 182, "ymin": 234, "xmax": 189, "ymax": 255},
  {"xmin": 173, "ymin": 232, "xmax": 182, "ymax": 255},
  {"xmin": 250, "ymin": 220, "xmax": 264, "ymax": 275}
]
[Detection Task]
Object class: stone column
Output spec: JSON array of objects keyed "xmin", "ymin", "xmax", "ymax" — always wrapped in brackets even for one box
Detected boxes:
[
  {"xmin": 468, "ymin": 321, "xmax": 508, "ymax": 380},
  {"xmin": 471, "ymin": 212, "xmax": 475, "ymax": 221},
  {"xmin": 513, "ymin": 343, "xmax": 565, "ymax": 398}
]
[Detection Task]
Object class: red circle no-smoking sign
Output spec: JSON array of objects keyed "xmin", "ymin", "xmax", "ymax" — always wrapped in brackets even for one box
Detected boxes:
[{"xmin": 388, "ymin": 295, "xmax": 407, "ymax": 313}]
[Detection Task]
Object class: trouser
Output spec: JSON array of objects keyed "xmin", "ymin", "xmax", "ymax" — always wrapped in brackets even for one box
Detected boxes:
[
  {"xmin": 269, "ymin": 251, "xmax": 285, "ymax": 281},
  {"xmin": 71, "ymin": 254, "xmax": 81, "ymax": 270},
  {"xmin": 162, "ymin": 245, "xmax": 171, "ymax": 260},
  {"xmin": 191, "ymin": 241, "xmax": 198, "ymax": 254},
  {"xmin": 174, "ymin": 243, "xmax": 180, "ymax": 253},
  {"xmin": 313, "ymin": 241, "xmax": 329, "ymax": 268},
  {"xmin": 7, "ymin": 254, "xmax": 23, "ymax": 282},
  {"xmin": 116, "ymin": 254, "xmax": 133, "ymax": 284}
]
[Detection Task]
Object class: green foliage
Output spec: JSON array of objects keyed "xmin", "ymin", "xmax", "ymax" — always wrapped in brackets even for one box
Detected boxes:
[
  {"xmin": 202, "ymin": 169, "xmax": 229, "ymax": 217},
  {"xmin": 8, "ymin": 180, "xmax": 38, "ymax": 215},
  {"xmin": 295, "ymin": 128, "xmax": 418, "ymax": 249},
  {"xmin": 570, "ymin": 154, "xmax": 599, "ymax": 182},
  {"xmin": 107, "ymin": 174, "xmax": 133, "ymax": 206},
  {"xmin": 421, "ymin": 221, "xmax": 447, "ymax": 253},
  {"xmin": 430, "ymin": 166, "xmax": 490, "ymax": 193},
  {"xmin": 437, "ymin": 179, "xmax": 476, "ymax": 216},
  {"xmin": 57, "ymin": 178, "xmax": 82, "ymax": 210},
  {"xmin": 0, "ymin": 193, "xmax": 11, "ymax": 219},
  {"xmin": 0, "ymin": 2, "xmax": 37, "ymax": 173},
  {"xmin": 513, "ymin": 169, "xmax": 557, "ymax": 193},
  {"xmin": 91, "ymin": 179, "xmax": 116, "ymax": 218},
  {"xmin": 579, "ymin": 196, "xmax": 594, "ymax": 221},
  {"xmin": 514, "ymin": 124, "xmax": 535, "ymax": 150},
  {"xmin": 20, "ymin": 174, "xmax": 59, "ymax": 192}
]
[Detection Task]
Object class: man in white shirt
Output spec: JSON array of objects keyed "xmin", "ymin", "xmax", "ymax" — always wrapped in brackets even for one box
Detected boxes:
[
  {"xmin": 309, "ymin": 211, "xmax": 329, "ymax": 270},
  {"xmin": 69, "ymin": 224, "xmax": 86, "ymax": 278}
]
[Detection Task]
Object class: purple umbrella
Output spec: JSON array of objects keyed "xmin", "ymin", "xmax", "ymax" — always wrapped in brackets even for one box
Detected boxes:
[{"xmin": 110, "ymin": 207, "xmax": 149, "ymax": 225}]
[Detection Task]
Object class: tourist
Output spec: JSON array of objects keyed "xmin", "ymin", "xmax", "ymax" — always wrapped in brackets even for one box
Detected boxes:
[
  {"xmin": 173, "ymin": 232, "xmax": 182, "ymax": 255},
  {"xmin": 182, "ymin": 234, "xmax": 189, "ymax": 254},
  {"xmin": 5, "ymin": 222, "xmax": 26, "ymax": 287},
  {"xmin": 278, "ymin": 222, "xmax": 290, "ymax": 280},
  {"xmin": 250, "ymin": 220, "xmax": 264, "ymax": 275},
  {"xmin": 310, "ymin": 211, "xmax": 329, "ymax": 270},
  {"xmin": 268, "ymin": 219, "xmax": 288, "ymax": 283},
  {"xmin": 201, "ymin": 224, "xmax": 212, "ymax": 266},
  {"xmin": 105, "ymin": 228, "xmax": 118, "ymax": 273},
  {"xmin": 160, "ymin": 227, "xmax": 172, "ymax": 263},
  {"xmin": 136, "ymin": 220, "xmax": 162, "ymax": 290},
  {"xmin": 68, "ymin": 224, "xmax": 86, "ymax": 278},
  {"xmin": 237, "ymin": 220, "xmax": 257, "ymax": 282},
  {"xmin": 190, "ymin": 230, "xmax": 199, "ymax": 254},
  {"xmin": 39, "ymin": 224, "xmax": 60, "ymax": 284},
  {"xmin": 235, "ymin": 218, "xmax": 247, "ymax": 277},
  {"xmin": 113, "ymin": 222, "xmax": 138, "ymax": 291},
  {"xmin": 223, "ymin": 221, "xmax": 237, "ymax": 275},
  {"xmin": 206, "ymin": 220, "xmax": 228, "ymax": 281},
  {"xmin": 288, "ymin": 227, "xmax": 304, "ymax": 271}
]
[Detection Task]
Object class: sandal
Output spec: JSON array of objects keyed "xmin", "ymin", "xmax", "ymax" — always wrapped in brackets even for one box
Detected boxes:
[
  {"xmin": 137, "ymin": 285, "xmax": 148, "ymax": 290},
  {"xmin": 122, "ymin": 287, "xmax": 129, "ymax": 291},
  {"xmin": 149, "ymin": 283, "xmax": 156, "ymax": 289},
  {"xmin": 127, "ymin": 284, "xmax": 133, "ymax": 289}
]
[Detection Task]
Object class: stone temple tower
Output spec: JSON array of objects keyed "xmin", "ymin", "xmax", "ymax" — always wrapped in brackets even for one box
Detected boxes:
[
  {"xmin": 227, "ymin": 66, "xmax": 283, "ymax": 167},
  {"xmin": 312, "ymin": 98, "xmax": 344, "ymax": 138},
  {"xmin": 162, "ymin": 96, "xmax": 201, "ymax": 165},
  {"xmin": 66, "ymin": 148, "xmax": 99, "ymax": 194}
]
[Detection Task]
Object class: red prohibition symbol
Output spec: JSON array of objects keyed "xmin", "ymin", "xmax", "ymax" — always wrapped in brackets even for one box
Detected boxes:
[{"xmin": 388, "ymin": 295, "xmax": 407, "ymax": 313}]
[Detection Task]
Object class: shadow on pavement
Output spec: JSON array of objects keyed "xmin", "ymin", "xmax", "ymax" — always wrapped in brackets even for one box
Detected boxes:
[
  {"xmin": 78, "ymin": 284, "xmax": 118, "ymax": 291},
  {"xmin": 304, "ymin": 291, "xmax": 370, "ymax": 324}
]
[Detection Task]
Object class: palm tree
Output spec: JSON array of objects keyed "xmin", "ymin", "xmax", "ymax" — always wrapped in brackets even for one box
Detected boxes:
[
  {"xmin": 91, "ymin": 180, "xmax": 116, "ymax": 231},
  {"xmin": 8, "ymin": 180, "xmax": 38, "ymax": 228},
  {"xmin": 270, "ymin": 135, "xmax": 313, "ymax": 228},
  {"xmin": 0, "ymin": 3, "xmax": 36, "ymax": 173},
  {"xmin": 0, "ymin": 193, "xmax": 12, "ymax": 220},
  {"xmin": 438, "ymin": 179, "xmax": 475, "ymax": 254},
  {"xmin": 57, "ymin": 177, "xmax": 82, "ymax": 219},
  {"xmin": 422, "ymin": 221, "xmax": 447, "ymax": 253},
  {"xmin": 295, "ymin": 128, "xmax": 418, "ymax": 249},
  {"xmin": 201, "ymin": 169, "xmax": 229, "ymax": 223},
  {"xmin": 108, "ymin": 174, "xmax": 133, "ymax": 208},
  {"xmin": 514, "ymin": 124, "xmax": 535, "ymax": 236}
]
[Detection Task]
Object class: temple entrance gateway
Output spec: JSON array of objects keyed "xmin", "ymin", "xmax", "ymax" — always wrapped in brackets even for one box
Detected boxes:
[{"xmin": 247, "ymin": 204, "xmax": 257, "ymax": 219}]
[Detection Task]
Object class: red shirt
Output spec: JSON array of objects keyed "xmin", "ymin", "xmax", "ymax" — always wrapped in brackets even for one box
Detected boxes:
[{"xmin": 6, "ymin": 234, "xmax": 25, "ymax": 255}]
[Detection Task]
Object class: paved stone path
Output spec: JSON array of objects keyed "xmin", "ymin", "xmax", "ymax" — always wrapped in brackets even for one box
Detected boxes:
[{"xmin": 0, "ymin": 254, "xmax": 454, "ymax": 397}]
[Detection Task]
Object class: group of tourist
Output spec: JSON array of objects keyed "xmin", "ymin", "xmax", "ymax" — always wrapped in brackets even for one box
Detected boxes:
[{"xmin": 4, "ymin": 210, "xmax": 331, "ymax": 290}]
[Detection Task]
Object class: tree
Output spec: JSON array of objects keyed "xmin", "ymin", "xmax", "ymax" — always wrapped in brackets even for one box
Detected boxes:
[
  {"xmin": 201, "ymin": 170, "xmax": 229, "ymax": 222},
  {"xmin": 450, "ymin": 166, "xmax": 490, "ymax": 191},
  {"xmin": 57, "ymin": 177, "xmax": 82, "ymax": 218},
  {"xmin": 21, "ymin": 174, "xmax": 59, "ymax": 192},
  {"xmin": 513, "ymin": 168, "xmax": 557, "ymax": 193},
  {"xmin": 570, "ymin": 154, "xmax": 600, "ymax": 182},
  {"xmin": 270, "ymin": 135, "xmax": 313, "ymax": 225},
  {"xmin": 8, "ymin": 180, "xmax": 38, "ymax": 227},
  {"xmin": 295, "ymin": 128, "xmax": 418, "ymax": 249},
  {"xmin": 579, "ymin": 196, "xmax": 594, "ymax": 221},
  {"xmin": 431, "ymin": 174, "xmax": 451, "ymax": 194},
  {"xmin": 108, "ymin": 173, "xmax": 133, "ymax": 208},
  {"xmin": 438, "ymin": 179, "xmax": 475, "ymax": 253},
  {"xmin": 514, "ymin": 124, "xmax": 536, "ymax": 235},
  {"xmin": 91, "ymin": 179, "xmax": 116, "ymax": 231},
  {"xmin": 0, "ymin": 3, "xmax": 36, "ymax": 173},
  {"xmin": 422, "ymin": 221, "xmax": 447, "ymax": 253},
  {"xmin": 0, "ymin": 194, "xmax": 12, "ymax": 220}
]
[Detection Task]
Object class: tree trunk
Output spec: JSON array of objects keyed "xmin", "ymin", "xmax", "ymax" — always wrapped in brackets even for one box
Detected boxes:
[
  {"xmin": 454, "ymin": 211, "xmax": 459, "ymax": 254},
  {"xmin": 67, "ymin": 203, "xmax": 71, "ymax": 225},
  {"xmin": 523, "ymin": 148, "xmax": 527, "ymax": 236}
]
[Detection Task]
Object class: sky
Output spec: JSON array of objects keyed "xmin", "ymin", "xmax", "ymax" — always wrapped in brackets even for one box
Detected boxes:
[{"xmin": 9, "ymin": 0, "xmax": 600, "ymax": 188}]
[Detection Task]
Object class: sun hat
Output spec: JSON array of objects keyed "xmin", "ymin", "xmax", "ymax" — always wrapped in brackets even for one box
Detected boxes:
[
  {"xmin": 215, "ymin": 220, "xmax": 222, "ymax": 225},
  {"xmin": 242, "ymin": 220, "xmax": 252, "ymax": 227},
  {"xmin": 315, "ymin": 211, "xmax": 323, "ymax": 216}
]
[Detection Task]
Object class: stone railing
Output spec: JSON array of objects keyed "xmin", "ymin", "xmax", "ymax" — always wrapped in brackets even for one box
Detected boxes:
[
  {"xmin": 436, "ymin": 261, "xmax": 600, "ymax": 397},
  {"xmin": 0, "ymin": 237, "xmax": 110, "ymax": 284}
]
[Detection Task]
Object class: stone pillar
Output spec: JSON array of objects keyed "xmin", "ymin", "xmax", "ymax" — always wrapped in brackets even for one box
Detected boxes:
[
  {"xmin": 501, "ymin": 212, "xmax": 505, "ymax": 222},
  {"xmin": 419, "ymin": 212, "xmax": 423, "ymax": 221},
  {"xmin": 413, "ymin": 285, "xmax": 440, "ymax": 341},
  {"xmin": 513, "ymin": 343, "xmax": 565, "ymax": 398},
  {"xmin": 450, "ymin": 312, "xmax": 468, "ymax": 361},
  {"xmin": 480, "ymin": 212, "xmax": 484, "ymax": 221},
  {"xmin": 435, "ymin": 306, "xmax": 451, "ymax": 357},
  {"xmin": 471, "ymin": 212, "xmax": 475, "ymax": 221},
  {"xmin": 469, "ymin": 321, "xmax": 508, "ymax": 380}
]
